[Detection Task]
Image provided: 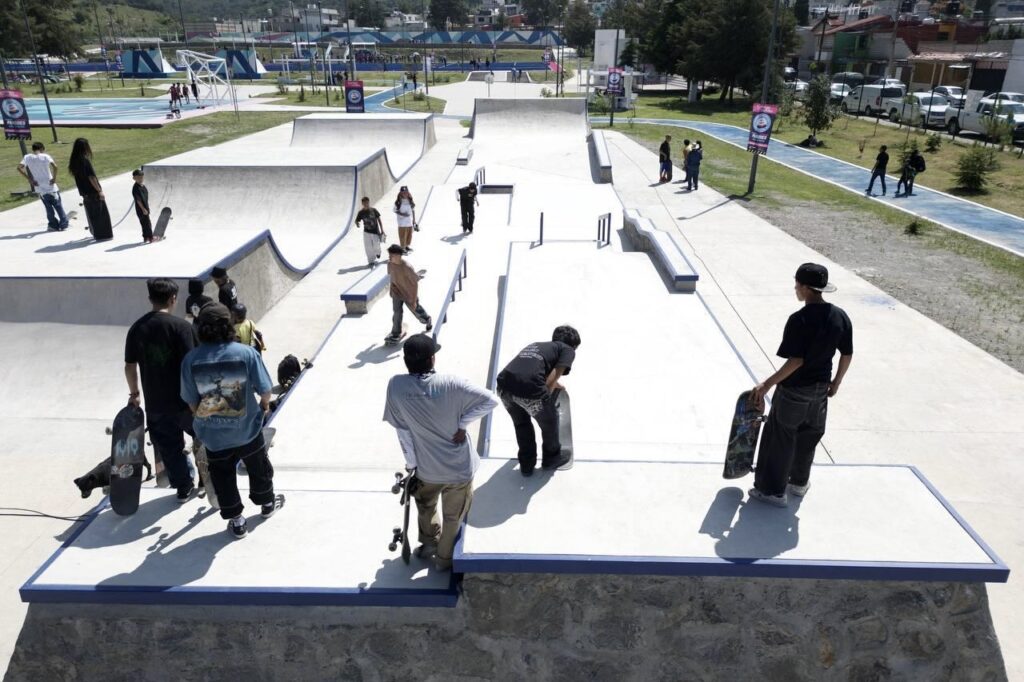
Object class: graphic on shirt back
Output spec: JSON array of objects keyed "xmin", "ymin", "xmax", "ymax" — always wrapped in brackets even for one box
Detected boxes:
[{"xmin": 194, "ymin": 360, "xmax": 248, "ymax": 419}]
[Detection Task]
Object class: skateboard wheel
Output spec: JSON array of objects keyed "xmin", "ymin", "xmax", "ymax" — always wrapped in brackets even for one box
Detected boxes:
[
  {"xmin": 388, "ymin": 542, "xmax": 397, "ymax": 551},
  {"xmin": 392, "ymin": 483, "xmax": 402, "ymax": 494}
]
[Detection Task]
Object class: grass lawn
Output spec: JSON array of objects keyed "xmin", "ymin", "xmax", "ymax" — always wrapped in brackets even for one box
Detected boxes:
[
  {"xmin": 384, "ymin": 94, "xmax": 447, "ymax": 113},
  {"xmin": 0, "ymin": 112, "xmax": 303, "ymax": 211},
  {"xmin": 14, "ymin": 83, "xmax": 166, "ymax": 99},
  {"xmin": 607, "ymin": 121, "xmax": 1024, "ymax": 279},
  {"xmin": 629, "ymin": 92, "xmax": 1024, "ymax": 218}
]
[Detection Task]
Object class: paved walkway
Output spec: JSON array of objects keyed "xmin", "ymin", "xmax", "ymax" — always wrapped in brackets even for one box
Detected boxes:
[{"xmin": 629, "ymin": 117, "xmax": 1024, "ymax": 257}]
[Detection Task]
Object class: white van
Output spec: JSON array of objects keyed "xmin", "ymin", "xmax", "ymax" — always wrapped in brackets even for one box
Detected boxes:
[{"xmin": 841, "ymin": 84, "xmax": 907, "ymax": 116}]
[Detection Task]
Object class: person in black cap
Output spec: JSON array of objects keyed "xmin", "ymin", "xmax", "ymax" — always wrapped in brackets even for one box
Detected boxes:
[
  {"xmin": 185, "ymin": 279, "xmax": 213, "ymax": 324},
  {"xmin": 383, "ymin": 334, "xmax": 498, "ymax": 570},
  {"xmin": 386, "ymin": 244, "xmax": 432, "ymax": 343},
  {"xmin": 748, "ymin": 263, "xmax": 854, "ymax": 507},
  {"xmin": 457, "ymin": 182, "xmax": 479, "ymax": 234},
  {"xmin": 211, "ymin": 266, "xmax": 238, "ymax": 309}
]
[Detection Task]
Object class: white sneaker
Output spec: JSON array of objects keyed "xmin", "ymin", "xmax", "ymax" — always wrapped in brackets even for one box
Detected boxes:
[
  {"xmin": 787, "ymin": 482, "xmax": 811, "ymax": 497},
  {"xmin": 748, "ymin": 487, "xmax": 788, "ymax": 507}
]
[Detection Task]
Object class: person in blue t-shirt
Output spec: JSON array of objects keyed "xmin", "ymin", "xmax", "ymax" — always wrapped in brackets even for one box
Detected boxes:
[{"xmin": 180, "ymin": 303, "xmax": 281, "ymax": 539}]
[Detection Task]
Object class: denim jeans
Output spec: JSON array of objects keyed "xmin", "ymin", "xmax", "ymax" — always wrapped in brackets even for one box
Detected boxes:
[
  {"xmin": 687, "ymin": 167, "xmax": 700, "ymax": 190},
  {"xmin": 391, "ymin": 297, "xmax": 430, "ymax": 336},
  {"xmin": 40, "ymin": 193, "xmax": 68, "ymax": 230},
  {"xmin": 753, "ymin": 383, "xmax": 829, "ymax": 497},
  {"xmin": 867, "ymin": 170, "xmax": 886, "ymax": 195}
]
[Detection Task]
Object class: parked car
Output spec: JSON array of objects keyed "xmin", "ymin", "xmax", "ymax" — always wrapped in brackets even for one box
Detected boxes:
[
  {"xmin": 841, "ymin": 85, "xmax": 907, "ymax": 115},
  {"xmin": 933, "ymin": 85, "xmax": 966, "ymax": 108},
  {"xmin": 785, "ymin": 79, "xmax": 809, "ymax": 100},
  {"xmin": 980, "ymin": 91, "xmax": 1024, "ymax": 105},
  {"xmin": 884, "ymin": 92, "xmax": 951, "ymax": 127},
  {"xmin": 783, "ymin": 66, "xmax": 798, "ymax": 82},
  {"xmin": 871, "ymin": 78, "xmax": 906, "ymax": 89},
  {"xmin": 945, "ymin": 100, "xmax": 1024, "ymax": 140},
  {"xmin": 830, "ymin": 82, "xmax": 852, "ymax": 102},
  {"xmin": 831, "ymin": 71, "xmax": 865, "ymax": 89}
]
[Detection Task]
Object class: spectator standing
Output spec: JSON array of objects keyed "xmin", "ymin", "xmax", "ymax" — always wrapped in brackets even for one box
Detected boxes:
[
  {"xmin": 17, "ymin": 141, "xmax": 69, "ymax": 231},
  {"xmin": 231, "ymin": 303, "xmax": 264, "ymax": 354},
  {"xmin": 185, "ymin": 279, "xmax": 212, "ymax": 323},
  {"xmin": 131, "ymin": 169, "xmax": 157, "ymax": 243},
  {"xmin": 211, "ymin": 266, "xmax": 239, "ymax": 308},
  {"xmin": 681, "ymin": 138, "xmax": 692, "ymax": 185},
  {"xmin": 68, "ymin": 138, "xmax": 113, "ymax": 241},
  {"xmin": 865, "ymin": 145, "xmax": 889, "ymax": 196},
  {"xmin": 355, "ymin": 196, "xmax": 385, "ymax": 266},
  {"xmin": 393, "ymin": 186, "xmax": 417, "ymax": 253},
  {"xmin": 386, "ymin": 244, "xmax": 432, "ymax": 343},
  {"xmin": 685, "ymin": 141, "xmax": 704, "ymax": 191},
  {"xmin": 658, "ymin": 134, "xmax": 672, "ymax": 183},
  {"xmin": 181, "ymin": 83, "xmax": 190, "ymax": 104}
]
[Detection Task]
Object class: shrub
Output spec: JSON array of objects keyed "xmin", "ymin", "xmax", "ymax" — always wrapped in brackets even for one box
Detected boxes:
[
  {"xmin": 72, "ymin": 74, "xmax": 84, "ymax": 92},
  {"xmin": 276, "ymin": 78, "xmax": 289, "ymax": 95},
  {"xmin": 412, "ymin": 90, "xmax": 425, "ymax": 101},
  {"xmin": 589, "ymin": 95, "xmax": 610, "ymax": 113},
  {"xmin": 924, "ymin": 133, "xmax": 942, "ymax": 153},
  {"xmin": 540, "ymin": 87, "xmax": 554, "ymax": 98},
  {"xmin": 898, "ymin": 139, "xmax": 920, "ymax": 169},
  {"xmin": 904, "ymin": 219, "xmax": 924, "ymax": 236},
  {"xmin": 298, "ymin": 85, "xmax": 306, "ymax": 102},
  {"xmin": 954, "ymin": 146, "xmax": 1000, "ymax": 193}
]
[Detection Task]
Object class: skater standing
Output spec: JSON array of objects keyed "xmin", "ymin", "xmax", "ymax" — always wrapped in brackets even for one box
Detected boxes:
[
  {"xmin": 180, "ymin": 303, "xmax": 282, "ymax": 539},
  {"xmin": 496, "ymin": 325, "xmax": 581, "ymax": 476},
  {"xmin": 68, "ymin": 138, "xmax": 113, "ymax": 241},
  {"xmin": 181, "ymin": 83, "xmax": 190, "ymax": 104},
  {"xmin": 658, "ymin": 134, "xmax": 672, "ymax": 183},
  {"xmin": 211, "ymin": 266, "xmax": 239, "ymax": 308},
  {"xmin": 681, "ymin": 138, "xmax": 692, "ymax": 185},
  {"xmin": 866, "ymin": 145, "xmax": 889, "ymax": 196},
  {"xmin": 457, "ymin": 181, "xmax": 479, "ymax": 233},
  {"xmin": 17, "ymin": 141, "xmax": 69, "ymax": 231},
  {"xmin": 355, "ymin": 196, "xmax": 385, "ymax": 266},
  {"xmin": 132, "ymin": 169, "xmax": 157, "ymax": 243},
  {"xmin": 685, "ymin": 141, "xmax": 703, "ymax": 191},
  {"xmin": 383, "ymin": 334, "xmax": 498, "ymax": 570},
  {"xmin": 748, "ymin": 263, "xmax": 853, "ymax": 507},
  {"xmin": 386, "ymin": 244, "xmax": 432, "ymax": 344},
  {"xmin": 191, "ymin": 79, "xmax": 199, "ymax": 102},
  {"xmin": 125, "ymin": 279, "xmax": 199, "ymax": 502},
  {"xmin": 393, "ymin": 186, "xmax": 417, "ymax": 253}
]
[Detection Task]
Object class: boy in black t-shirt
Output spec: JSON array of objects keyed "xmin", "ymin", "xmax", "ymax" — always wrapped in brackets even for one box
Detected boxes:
[
  {"xmin": 185, "ymin": 279, "xmax": 213, "ymax": 323},
  {"xmin": 457, "ymin": 182, "xmax": 479, "ymax": 233},
  {"xmin": 749, "ymin": 263, "xmax": 853, "ymax": 507},
  {"xmin": 496, "ymin": 325, "xmax": 581, "ymax": 476},
  {"xmin": 211, "ymin": 266, "xmax": 238, "ymax": 308},
  {"xmin": 354, "ymin": 196, "xmax": 385, "ymax": 266},
  {"xmin": 132, "ymin": 169, "xmax": 156, "ymax": 243}
]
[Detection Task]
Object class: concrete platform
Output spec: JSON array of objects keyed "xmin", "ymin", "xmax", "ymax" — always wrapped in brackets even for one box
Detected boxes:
[
  {"xmin": 455, "ymin": 459, "xmax": 1008, "ymax": 583},
  {"xmin": 21, "ymin": 486, "xmax": 457, "ymax": 608}
]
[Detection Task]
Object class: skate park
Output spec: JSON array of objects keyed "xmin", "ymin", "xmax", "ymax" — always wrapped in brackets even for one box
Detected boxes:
[{"xmin": 1, "ymin": 76, "xmax": 1022, "ymax": 679}]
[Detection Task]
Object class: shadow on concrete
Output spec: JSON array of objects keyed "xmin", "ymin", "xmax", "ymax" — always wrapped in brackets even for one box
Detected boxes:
[
  {"xmin": 701, "ymin": 486, "xmax": 802, "ymax": 561},
  {"xmin": 96, "ymin": 523, "xmax": 234, "ymax": 591},
  {"xmin": 349, "ymin": 343, "xmax": 401, "ymax": 369},
  {"xmin": 466, "ymin": 459, "xmax": 553, "ymax": 529},
  {"xmin": 678, "ymin": 194, "xmax": 748, "ymax": 221},
  {"xmin": 441, "ymin": 232, "xmax": 470, "ymax": 244},
  {"xmin": 367, "ymin": 554, "xmax": 441, "ymax": 590},
  {"xmin": 105, "ymin": 241, "xmax": 148, "ymax": 252},
  {"xmin": 0, "ymin": 229, "xmax": 49, "ymax": 241},
  {"xmin": 337, "ymin": 264, "xmax": 372, "ymax": 275},
  {"xmin": 35, "ymin": 238, "xmax": 99, "ymax": 253},
  {"xmin": 71, "ymin": 495, "xmax": 184, "ymax": 550}
]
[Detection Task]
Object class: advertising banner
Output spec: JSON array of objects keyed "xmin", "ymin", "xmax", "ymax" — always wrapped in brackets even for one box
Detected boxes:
[
  {"xmin": 606, "ymin": 67, "xmax": 624, "ymax": 95},
  {"xmin": 345, "ymin": 80, "xmax": 365, "ymax": 113},
  {"xmin": 0, "ymin": 90, "xmax": 31, "ymax": 141},
  {"xmin": 747, "ymin": 103, "xmax": 778, "ymax": 154}
]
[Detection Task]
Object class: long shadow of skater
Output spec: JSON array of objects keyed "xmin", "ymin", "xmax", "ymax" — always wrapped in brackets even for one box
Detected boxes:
[
  {"xmin": 71, "ymin": 495, "xmax": 184, "ymax": 550},
  {"xmin": 97, "ymin": 522, "xmax": 235, "ymax": 592},
  {"xmin": 441, "ymin": 232, "xmax": 469, "ymax": 244},
  {"xmin": 349, "ymin": 344, "xmax": 401, "ymax": 369},
  {"xmin": 466, "ymin": 459, "xmax": 553, "ymax": 529},
  {"xmin": 337, "ymin": 264, "xmax": 371, "ymax": 275},
  {"xmin": 367, "ymin": 554, "xmax": 449, "ymax": 591},
  {"xmin": 701, "ymin": 486, "xmax": 802, "ymax": 561},
  {"xmin": 106, "ymin": 241, "xmax": 148, "ymax": 252},
  {"xmin": 35, "ymin": 238, "xmax": 97, "ymax": 253},
  {"xmin": 0, "ymin": 229, "xmax": 49, "ymax": 241}
]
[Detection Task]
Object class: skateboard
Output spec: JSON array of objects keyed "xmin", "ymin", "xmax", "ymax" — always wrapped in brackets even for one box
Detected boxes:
[
  {"xmin": 153, "ymin": 207, "xmax": 172, "ymax": 239},
  {"xmin": 723, "ymin": 390, "xmax": 766, "ymax": 479},
  {"xmin": 553, "ymin": 388, "xmax": 574, "ymax": 470},
  {"xmin": 194, "ymin": 443, "xmax": 219, "ymax": 509},
  {"xmin": 389, "ymin": 470, "xmax": 419, "ymax": 564},
  {"xmin": 108, "ymin": 404, "xmax": 147, "ymax": 516},
  {"xmin": 152, "ymin": 447, "xmax": 170, "ymax": 487},
  {"xmin": 384, "ymin": 326, "xmax": 408, "ymax": 346},
  {"xmin": 66, "ymin": 210, "xmax": 78, "ymax": 222}
]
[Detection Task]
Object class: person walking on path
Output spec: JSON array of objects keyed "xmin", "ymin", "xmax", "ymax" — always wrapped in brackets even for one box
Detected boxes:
[
  {"xmin": 685, "ymin": 141, "xmax": 703, "ymax": 191},
  {"xmin": 17, "ymin": 141, "xmax": 69, "ymax": 232},
  {"xmin": 181, "ymin": 83, "xmax": 190, "ymax": 105},
  {"xmin": 180, "ymin": 303, "xmax": 282, "ymax": 539},
  {"xmin": 386, "ymin": 244, "xmax": 432, "ymax": 343},
  {"xmin": 393, "ymin": 186, "xmax": 417, "ymax": 253},
  {"xmin": 383, "ymin": 334, "xmax": 498, "ymax": 570},
  {"xmin": 458, "ymin": 181, "xmax": 479, "ymax": 233},
  {"xmin": 185, "ymin": 279, "xmax": 212, "ymax": 323},
  {"xmin": 681, "ymin": 138, "xmax": 692, "ymax": 186},
  {"xmin": 496, "ymin": 325, "xmax": 581, "ymax": 476},
  {"xmin": 125, "ymin": 279, "xmax": 199, "ymax": 502},
  {"xmin": 748, "ymin": 263, "xmax": 853, "ymax": 507},
  {"xmin": 132, "ymin": 169, "xmax": 158, "ymax": 243},
  {"xmin": 355, "ymin": 196, "xmax": 385, "ymax": 266},
  {"xmin": 211, "ymin": 266, "xmax": 239, "ymax": 309},
  {"xmin": 658, "ymin": 134, "xmax": 672, "ymax": 183},
  {"xmin": 190, "ymin": 79, "xmax": 199, "ymax": 102},
  {"xmin": 68, "ymin": 138, "xmax": 113, "ymax": 241},
  {"xmin": 865, "ymin": 145, "xmax": 889, "ymax": 196},
  {"xmin": 896, "ymin": 149, "xmax": 926, "ymax": 197}
]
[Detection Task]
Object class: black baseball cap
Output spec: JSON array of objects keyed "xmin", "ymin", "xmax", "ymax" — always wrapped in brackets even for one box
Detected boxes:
[
  {"xmin": 211, "ymin": 266, "xmax": 228, "ymax": 278},
  {"xmin": 795, "ymin": 263, "xmax": 837, "ymax": 293},
  {"xmin": 387, "ymin": 244, "xmax": 405, "ymax": 255},
  {"xmin": 403, "ymin": 333, "xmax": 440, "ymax": 363},
  {"xmin": 196, "ymin": 302, "xmax": 231, "ymax": 325}
]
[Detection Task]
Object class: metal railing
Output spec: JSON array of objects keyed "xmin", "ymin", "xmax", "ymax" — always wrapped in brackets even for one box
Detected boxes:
[
  {"xmin": 538, "ymin": 212, "xmax": 545, "ymax": 245},
  {"xmin": 474, "ymin": 167, "xmax": 486, "ymax": 186},
  {"xmin": 596, "ymin": 212, "xmax": 612, "ymax": 246},
  {"xmin": 431, "ymin": 248, "xmax": 468, "ymax": 342}
]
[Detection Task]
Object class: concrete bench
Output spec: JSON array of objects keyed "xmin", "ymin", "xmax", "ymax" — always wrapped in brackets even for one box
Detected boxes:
[
  {"xmin": 590, "ymin": 130, "xmax": 613, "ymax": 183},
  {"xmin": 622, "ymin": 209, "xmax": 699, "ymax": 292},
  {"xmin": 339, "ymin": 267, "xmax": 389, "ymax": 314},
  {"xmin": 456, "ymin": 145, "xmax": 473, "ymax": 166}
]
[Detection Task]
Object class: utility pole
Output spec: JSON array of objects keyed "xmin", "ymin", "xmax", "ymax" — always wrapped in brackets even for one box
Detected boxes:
[
  {"xmin": 107, "ymin": 10, "xmax": 124, "ymax": 87},
  {"xmin": 747, "ymin": 0, "xmax": 783, "ymax": 194},
  {"xmin": 316, "ymin": 3, "xmax": 330, "ymax": 105},
  {"xmin": 609, "ymin": 29, "xmax": 619, "ymax": 127},
  {"xmin": 19, "ymin": 0, "xmax": 58, "ymax": 143},
  {"xmin": 178, "ymin": 0, "xmax": 189, "ymax": 49},
  {"xmin": 92, "ymin": 1, "xmax": 107, "ymax": 90}
]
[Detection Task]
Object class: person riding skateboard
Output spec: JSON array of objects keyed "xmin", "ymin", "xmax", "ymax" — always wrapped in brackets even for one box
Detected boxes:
[
  {"xmin": 457, "ymin": 181, "xmax": 479, "ymax": 233},
  {"xmin": 748, "ymin": 263, "xmax": 853, "ymax": 507},
  {"xmin": 211, "ymin": 266, "xmax": 238, "ymax": 309},
  {"xmin": 383, "ymin": 334, "xmax": 498, "ymax": 570},
  {"xmin": 496, "ymin": 325, "xmax": 581, "ymax": 476},
  {"xmin": 180, "ymin": 303, "xmax": 281, "ymax": 539},
  {"xmin": 124, "ymin": 279, "xmax": 199, "ymax": 502},
  {"xmin": 386, "ymin": 244, "xmax": 432, "ymax": 344}
]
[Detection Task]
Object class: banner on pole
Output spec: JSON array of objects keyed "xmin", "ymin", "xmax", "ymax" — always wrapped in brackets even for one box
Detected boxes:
[
  {"xmin": 0, "ymin": 90, "xmax": 31, "ymax": 141},
  {"xmin": 747, "ymin": 103, "xmax": 778, "ymax": 155},
  {"xmin": 345, "ymin": 80, "xmax": 364, "ymax": 113},
  {"xmin": 606, "ymin": 67, "xmax": 624, "ymax": 95}
]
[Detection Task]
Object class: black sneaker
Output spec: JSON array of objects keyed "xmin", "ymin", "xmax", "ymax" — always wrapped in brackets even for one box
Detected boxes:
[
  {"xmin": 261, "ymin": 494, "xmax": 284, "ymax": 518},
  {"xmin": 405, "ymin": 246, "xmax": 413, "ymax": 253},
  {"xmin": 541, "ymin": 453, "xmax": 572, "ymax": 470},
  {"xmin": 228, "ymin": 516, "xmax": 248, "ymax": 539},
  {"xmin": 176, "ymin": 483, "xmax": 196, "ymax": 503},
  {"xmin": 520, "ymin": 463, "xmax": 535, "ymax": 477},
  {"xmin": 425, "ymin": 318, "xmax": 433, "ymax": 332}
]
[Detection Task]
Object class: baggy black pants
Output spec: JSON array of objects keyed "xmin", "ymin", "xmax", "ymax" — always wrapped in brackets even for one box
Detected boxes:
[
  {"xmin": 498, "ymin": 389, "xmax": 560, "ymax": 469},
  {"xmin": 138, "ymin": 212, "xmax": 153, "ymax": 241},
  {"xmin": 460, "ymin": 202, "xmax": 475, "ymax": 232},
  {"xmin": 83, "ymin": 194, "xmax": 113, "ymax": 240},
  {"xmin": 753, "ymin": 383, "xmax": 829, "ymax": 497},
  {"xmin": 206, "ymin": 432, "xmax": 275, "ymax": 520}
]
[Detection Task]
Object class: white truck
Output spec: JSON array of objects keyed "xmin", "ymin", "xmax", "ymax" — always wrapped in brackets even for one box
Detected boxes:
[
  {"xmin": 945, "ymin": 100, "xmax": 1024, "ymax": 141},
  {"xmin": 882, "ymin": 92, "xmax": 951, "ymax": 128}
]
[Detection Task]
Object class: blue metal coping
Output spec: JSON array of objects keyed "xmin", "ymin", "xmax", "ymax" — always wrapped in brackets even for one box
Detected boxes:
[
  {"xmin": 452, "ymin": 461, "xmax": 1009, "ymax": 584},
  {"xmin": 20, "ymin": 496, "xmax": 460, "ymax": 608}
]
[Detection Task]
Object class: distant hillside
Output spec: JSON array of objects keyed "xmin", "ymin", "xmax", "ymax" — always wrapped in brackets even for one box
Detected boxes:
[
  {"xmin": 70, "ymin": 1, "xmax": 179, "ymax": 39},
  {"xmin": 119, "ymin": 0, "xmax": 349, "ymax": 23}
]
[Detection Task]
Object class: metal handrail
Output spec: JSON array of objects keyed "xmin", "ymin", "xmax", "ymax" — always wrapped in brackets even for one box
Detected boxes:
[
  {"xmin": 596, "ymin": 212, "xmax": 612, "ymax": 246},
  {"xmin": 431, "ymin": 248, "xmax": 468, "ymax": 342},
  {"xmin": 538, "ymin": 212, "xmax": 544, "ymax": 245},
  {"xmin": 474, "ymin": 167, "xmax": 486, "ymax": 186}
]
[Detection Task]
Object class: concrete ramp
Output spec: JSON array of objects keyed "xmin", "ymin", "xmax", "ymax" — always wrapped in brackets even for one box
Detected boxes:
[
  {"xmin": 290, "ymin": 113, "xmax": 437, "ymax": 179},
  {"xmin": 469, "ymin": 97, "xmax": 588, "ymax": 140}
]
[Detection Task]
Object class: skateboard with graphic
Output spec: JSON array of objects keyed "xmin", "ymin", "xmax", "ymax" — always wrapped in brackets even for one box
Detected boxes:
[
  {"xmin": 153, "ymin": 207, "xmax": 172, "ymax": 239},
  {"xmin": 109, "ymin": 404, "xmax": 147, "ymax": 515},
  {"xmin": 723, "ymin": 390, "xmax": 766, "ymax": 479},
  {"xmin": 193, "ymin": 442, "xmax": 219, "ymax": 509},
  {"xmin": 389, "ymin": 470, "xmax": 419, "ymax": 564},
  {"xmin": 553, "ymin": 388, "xmax": 574, "ymax": 470}
]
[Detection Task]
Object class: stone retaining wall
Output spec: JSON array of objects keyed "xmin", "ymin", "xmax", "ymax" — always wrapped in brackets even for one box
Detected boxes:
[{"xmin": 6, "ymin": 575, "xmax": 1006, "ymax": 681}]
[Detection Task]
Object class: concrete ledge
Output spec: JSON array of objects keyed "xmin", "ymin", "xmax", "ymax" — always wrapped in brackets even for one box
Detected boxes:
[
  {"xmin": 457, "ymin": 144, "xmax": 473, "ymax": 165},
  {"xmin": 454, "ymin": 459, "xmax": 1009, "ymax": 583},
  {"xmin": 339, "ymin": 266, "xmax": 389, "ymax": 314},
  {"xmin": 623, "ymin": 208, "xmax": 699, "ymax": 292},
  {"xmin": 479, "ymin": 184, "xmax": 514, "ymax": 194},
  {"xmin": 589, "ymin": 130, "xmax": 613, "ymax": 183}
]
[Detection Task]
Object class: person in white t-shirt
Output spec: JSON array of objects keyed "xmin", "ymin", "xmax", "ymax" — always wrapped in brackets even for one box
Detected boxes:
[
  {"xmin": 17, "ymin": 142, "xmax": 69, "ymax": 231},
  {"xmin": 393, "ymin": 186, "xmax": 417, "ymax": 254}
]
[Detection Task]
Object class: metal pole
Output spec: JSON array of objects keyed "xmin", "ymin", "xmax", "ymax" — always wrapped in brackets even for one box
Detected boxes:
[
  {"xmin": 346, "ymin": 0, "xmax": 355, "ymax": 77},
  {"xmin": 241, "ymin": 14, "xmax": 253, "ymax": 83},
  {"xmin": 0, "ymin": 51, "xmax": 29, "ymax": 157},
  {"xmin": 91, "ymin": 1, "xmax": 107, "ymax": 91},
  {"xmin": 107, "ymin": 11, "xmax": 124, "ymax": 87},
  {"xmin": 178, "ymin": 0, "xmax": 189, "ymax": 49},
  {"xmin": 539, "ymin": 212, "xmax": 544, "ymax": 244},
  {"xmin": 747, "ymin": 0, "xmax": 783, "ymax": 194},
  {"xmin": 609, "ymin": 30, "xmax": 619, "ymax": 127},
  {"xmin": 19, "ymin": 0, "xmax": 58, "ymax": 143}
]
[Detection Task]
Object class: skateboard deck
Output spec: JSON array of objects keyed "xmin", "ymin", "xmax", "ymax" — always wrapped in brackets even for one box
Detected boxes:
[
  {"xmin": 723, "ymin": 390, "xmax": 765, "ymax": 479},
  {"xmin": 384, "ymin": 326, "xmax": 408, "ymax": 346},
  {"xmin": 553, "ymin": 388, "xmax": 574, "ymax": 470},
  {"xmin": 194, "ymin": 443, "xmax": 219, "ymax": 509},
  {"xmin": 152, "ymin": 447, "xmax": 170, "ymax": 487},
  {"xmin": 153, "ymin": 207, "xmax": 172, "ymax": 239},
  {"xmin": 389, "ymin": 470, "xmax": 417, "ymax": 564},
  {"xmin": 66, "ymin": 210, "xmax": 78, "ymax": 221},
  {"xmin": 109, "ymin": 405, "xmax": 147, "ymax": 516}
]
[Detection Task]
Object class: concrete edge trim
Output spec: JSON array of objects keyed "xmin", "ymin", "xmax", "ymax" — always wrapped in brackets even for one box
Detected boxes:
[
  {"xmin": 480, "ymin": 242, "xmax": 516, "ymax": 458},
  {"xmin": 622, "ymin": 208, "xmax": 700, "ymax": 287},
  {"xmin": 590, "ymin": 130, "xmax": 613, "ymax": 183}
]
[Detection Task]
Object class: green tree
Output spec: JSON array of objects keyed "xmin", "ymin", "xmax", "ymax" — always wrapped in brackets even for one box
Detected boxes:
[
  {"xmin": 793, "ymin": 0, "xmax": 809, "ymax": 25},
  {"xmin": 493, "ymin": 10, "xmax": 509, "ymax": 29},
  {"xmin": 601, "ymin": 0, "xmax": 644, "ymax": 34},
  {"xmin": 563, "ymin": 0, "xmax": 596, "ymax": 55},
  {"xmin": 797, "ymin": 74, "xmax": 840, "ymax": 135},
  {"xmin": 350, "ymin": 0, "xmax": 386, "ymax": 27},
  {"xmin": 1, "ymin": 0, "xmax": 83, "ymax": 59},
  {"xmin": 521, "ymin": 0, "xmax": 568, "ymax": 26},
  {"xmin": 955, "ymin": 145, "xmax": 999, "ymax": 192},
  {"xmin": 428, "ymin": 0, "xmax": 467, "ymax": 28}
]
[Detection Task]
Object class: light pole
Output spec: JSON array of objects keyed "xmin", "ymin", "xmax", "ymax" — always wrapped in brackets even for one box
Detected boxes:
[
  {"xmin": 747, "ymin": 0, "xmax": 783, "ymax": 194},
  {"xmin": 178, "ymin": 0, "xmax": 189, "ymax": 49},
  {"xmin": 19, "ymin": 0, "xmax": 58, "ymax": 143}
]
